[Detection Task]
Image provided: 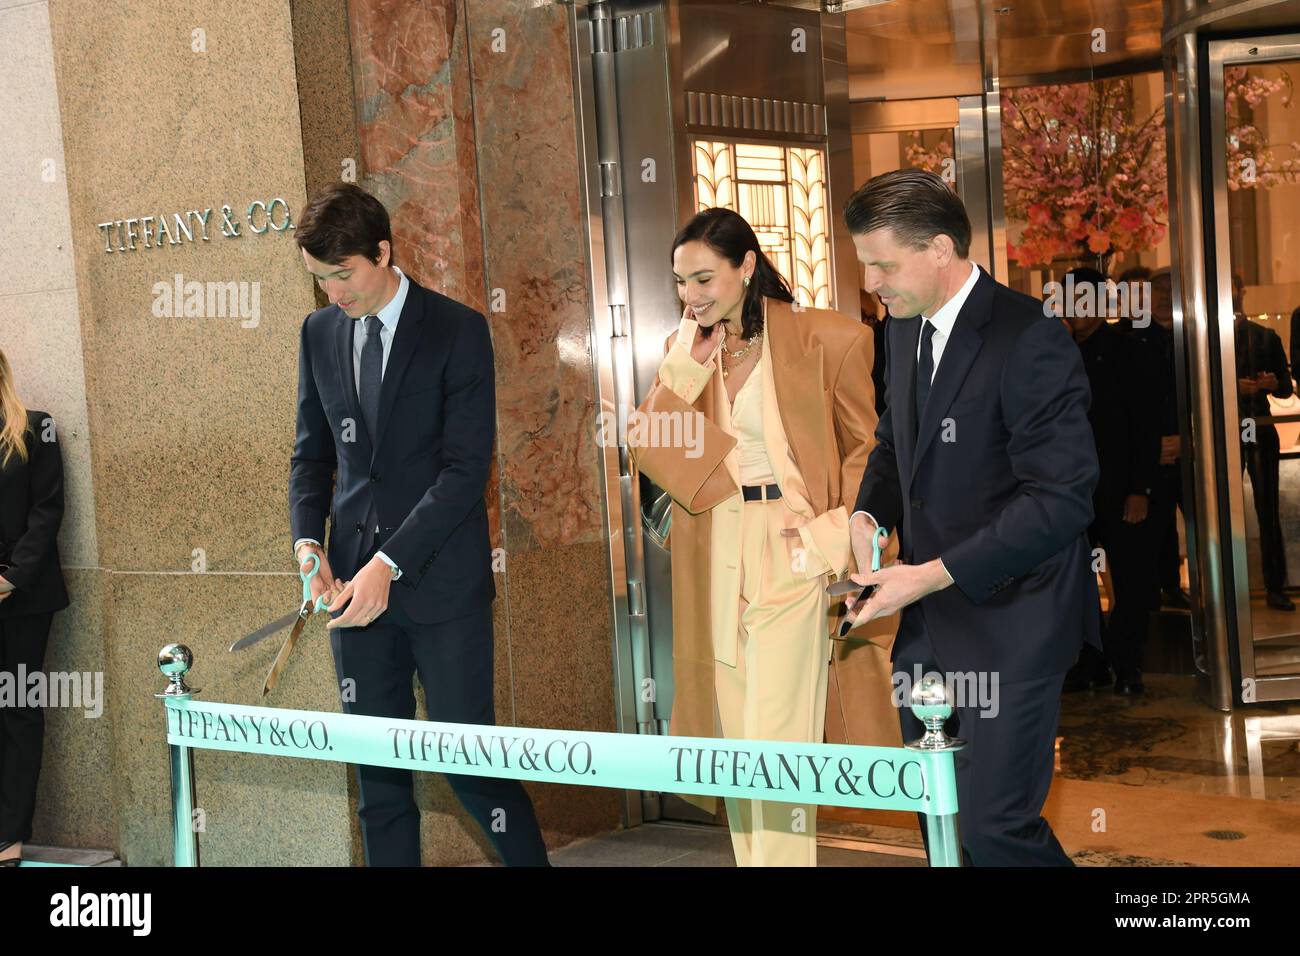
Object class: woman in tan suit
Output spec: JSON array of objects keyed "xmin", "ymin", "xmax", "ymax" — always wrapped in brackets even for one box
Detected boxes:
[{"xmin": 629, "ymin": 208, "xmax": 899, "ymax": 867}]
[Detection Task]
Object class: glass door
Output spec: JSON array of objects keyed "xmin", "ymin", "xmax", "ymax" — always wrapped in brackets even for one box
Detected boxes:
[{"xmin": 1208, "ymin": 35, "xmax": 1300, "ymax": 703}]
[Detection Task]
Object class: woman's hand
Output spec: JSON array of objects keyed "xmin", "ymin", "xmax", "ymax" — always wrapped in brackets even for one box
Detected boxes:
[{"xmin": 684, "ymin": 304, "xmax": 719, "ymax": 366}]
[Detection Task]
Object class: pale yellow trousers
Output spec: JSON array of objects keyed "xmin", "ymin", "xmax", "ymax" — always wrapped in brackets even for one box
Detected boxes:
[{"xmin": 714, "ymin": 496, "xmax": 831, "ymax": 867}]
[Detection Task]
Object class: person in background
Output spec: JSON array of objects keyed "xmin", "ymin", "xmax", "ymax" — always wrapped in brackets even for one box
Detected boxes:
[
  {"xmin": 1130, "ymin": 268, "xmax": 1189, "ymax": 608},
  {"xmin": 0, "ymin": 347, "xmax": 69, "ymax": 867},
  {"xmin": 1064, "ymin": 267, "xmax": 1162, "ymax": 695},
  {"xmin": 1115, "ymin": 265, "xmax": 1153, "ymax": 335},
  {"xmin": 1288, "ymin": 304, "xmax": 1300, "ymax": 380},
  {"xmin": 860, "ymin": 288, "xmax": 889, "ymax": 418},
  {"xmin": 1234, "ymin": 271, "xmax": 1295, "ymax": 611}
]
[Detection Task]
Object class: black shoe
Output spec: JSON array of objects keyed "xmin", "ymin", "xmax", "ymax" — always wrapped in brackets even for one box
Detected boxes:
[
  {"xmin": 1114, "ymin": 674, "xmax": 1146, "ymax": 696},
  {"xmin": 1161, "ymin": 587, "xmax": 1191, "ymax": 610},
  {"xmin": 1266, "ymin": 591, "xmax": 1296, "ymax": 611}
]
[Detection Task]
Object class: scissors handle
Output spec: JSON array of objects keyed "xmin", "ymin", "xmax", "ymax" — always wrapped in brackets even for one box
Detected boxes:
[
  {"xmin": 299, "ymin": 550, "xmax": 330, "ymax": 612},
  {"xmin": 871, "ymin": 525, "xmax": 888, "ymax": 572}
]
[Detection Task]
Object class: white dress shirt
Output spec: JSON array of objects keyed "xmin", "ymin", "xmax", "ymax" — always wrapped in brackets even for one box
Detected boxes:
[
  {"xmin": 294, "ymin": 267, "xmax": 409, "ymax": 579},
  {"xmin": 915, "ymin": 259, "xmax": 979, "ymax": 382},
  {"xmin": 852, "ymin": 260, "xmax": 981, "ymax": 577}
]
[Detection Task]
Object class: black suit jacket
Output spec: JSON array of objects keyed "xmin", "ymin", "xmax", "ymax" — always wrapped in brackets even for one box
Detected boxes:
[
  {"xmin": 289, "ymin": 277, "xmax": 496, "ymax": 625},
  {"xmin": 1077, "ymin": 322, "xmax": 1162, "ymax": 514},
  {"xmin": 854, "ymin": 267, "xmax": 1102, "ymax": 680},
  {"xmin": 1236, "ymin": 317, "xmax": 1293, "ymax": 421},
  {"xmin": 0, "ymin": 409, "xmax": 70, "ymax": 618}
]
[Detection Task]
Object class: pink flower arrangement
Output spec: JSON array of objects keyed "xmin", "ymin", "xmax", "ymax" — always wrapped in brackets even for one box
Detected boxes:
[
  {"xmin": 1224, "ymin": 66, "xmax": 1300, "ymax": 190},
  {"xmin": 905, "ymin": 132, "xmax": 954, "ymax": 179},
  {"xmin": 1001, "ymin": 78, "xmax": 1168, "ymax": 270}
]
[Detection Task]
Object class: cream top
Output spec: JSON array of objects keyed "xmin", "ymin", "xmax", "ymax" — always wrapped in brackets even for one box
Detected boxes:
[{"xmin": 728, "ymin": 360, "xmax": 776, "ymax": 486}]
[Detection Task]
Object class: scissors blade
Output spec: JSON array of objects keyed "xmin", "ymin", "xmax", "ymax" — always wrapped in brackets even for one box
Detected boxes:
[
  {"xmin": 229, "ymin": 609, "xmax": 304, "ymax": 653},
  {"xmin": 825, "ymin": 579, "xmax": 865, "ymax": 598},
  {"xmin": 262, "ymin": 610, "xmax": 313, "ymax": 697}
]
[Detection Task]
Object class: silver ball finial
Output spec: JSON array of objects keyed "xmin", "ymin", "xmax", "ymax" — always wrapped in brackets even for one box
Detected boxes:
[
  {"xmin": 906, "ymin": 675, "xmax": 965, "ymax": 752},
  {"xmin": 156, "ymin": 644, "xmax": 196, "ymax": 698}
]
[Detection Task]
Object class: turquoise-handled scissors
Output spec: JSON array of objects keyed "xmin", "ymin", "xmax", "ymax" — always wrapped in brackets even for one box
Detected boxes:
[
  {"xmin": 826, "ymin": 525, "xmax": 889, "ymax": 637},
  {"xmin": 229, "ymin": 552, "xmax": 332, "ymax": 654}
]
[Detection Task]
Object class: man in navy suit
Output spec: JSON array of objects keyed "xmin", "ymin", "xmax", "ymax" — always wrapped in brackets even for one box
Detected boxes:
[
  {"xmin": 842, "ymin": 169, "xmax": 1101, "ymax": 866},
  {"xmin": 289, "ymin": 182, "xmax": 548, "ymax": 866}
]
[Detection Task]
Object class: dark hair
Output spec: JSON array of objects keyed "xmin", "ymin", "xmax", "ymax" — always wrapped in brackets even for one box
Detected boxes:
[
  {"xmin": 671, "ymin": 207, "xmax": 793, "ymax": 339},
  {"xmin": 295, "ymin": 182, "xmax": 393, "ymax": 266},
  {"xmin": 1117, "ymin": 265, "xmax": 1152, "ymax": 283},
  {"xmin": 1064, "ymin": 266, "xmax": 1108, "ymax": 286},
  {"xmin": 843, "ymin": 168, "xmax": 971, "ymax": 258}
]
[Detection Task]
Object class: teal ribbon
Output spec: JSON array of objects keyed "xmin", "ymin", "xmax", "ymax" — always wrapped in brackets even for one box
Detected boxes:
[{"xmin": 165, "ymin": 697, "xmax": 958, "ymax": 815}]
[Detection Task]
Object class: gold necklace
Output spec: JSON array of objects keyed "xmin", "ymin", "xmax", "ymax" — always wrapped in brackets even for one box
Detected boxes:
[
  {"xmin": 718, "ymin": 299, "xmax": 768, "ymax": 378},
  {"xmin": 720, "ymin": 329, "xmax": 762, "ymax": 378}
]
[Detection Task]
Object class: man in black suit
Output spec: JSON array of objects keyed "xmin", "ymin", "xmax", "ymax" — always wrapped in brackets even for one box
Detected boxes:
[
  {"xmin": 1135, "ymin": 269, "xmax": 1189, "ymax": 609},
  {"xmin": 842, "ymin": 169, "xmax": 1100, "ymax": 866},
  {"xmin": 1233, "ymin": 272, "xmax": 1295, "ymax": 611},
  {"xmin": 289, "ymin": 183, "xmax": 548, "ymax": 866},
  {"xmin": 1061, "ymin": 268, "xmax": 1162, "ymax": 695}
]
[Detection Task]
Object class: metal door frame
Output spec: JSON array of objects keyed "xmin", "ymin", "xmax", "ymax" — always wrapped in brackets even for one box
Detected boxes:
[{"xmin": 1205, "ymin": 33, "xmax": 1300, "ymax": 703}]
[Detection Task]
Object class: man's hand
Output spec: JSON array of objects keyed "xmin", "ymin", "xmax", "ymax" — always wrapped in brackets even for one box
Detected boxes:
[
  {"xmin": 326, "ymin": 556, "xmax": 393, "ymax": 629},
  {"xmin": 1239, "ymin": 377, "xmax": 1261, "ymax": 396},
  {"xmin": 1160, "ymin": 434, "xmax": 1180, "ymax": 465},
  {"xmin": 843, "ymin": 558, "xmax": 951, "ymax": 626},
  {"xmin": 1122, "ymin": 493, "xmax": 1149, "ymax": 524},
  {"xmin": 0, "ymin": 576, "xmax": 11, "ymax": 604},
  {"xmin": 849, "ymin": 512, "xmax": 880, "ymax": 577},
  {"xmin": 295, "ymin": 544, "xmax": 337, "ymax": 604},
  {"xmin": 842, "ymin": 513, "xmax": 885, "ymax": 626},
  {"xmin": 1258, "ymin": 371, "xmax": 1279, "ymax": 392}
]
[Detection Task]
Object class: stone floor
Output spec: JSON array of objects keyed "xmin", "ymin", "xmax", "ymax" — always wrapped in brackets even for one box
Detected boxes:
[{"xmin": 1057, "ymin": 675, "xmax": 1300, "ymax": 802}]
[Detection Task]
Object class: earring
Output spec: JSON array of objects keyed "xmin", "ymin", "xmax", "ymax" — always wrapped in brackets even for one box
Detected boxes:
[{"xmin": 743, "ymin": 275, "xmax": 751, "ymax": 288}]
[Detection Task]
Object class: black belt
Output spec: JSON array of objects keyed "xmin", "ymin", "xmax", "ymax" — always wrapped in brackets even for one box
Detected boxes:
[{"xmin": 741, "ymin": 483, "xmax": 782, "ymax": 502}]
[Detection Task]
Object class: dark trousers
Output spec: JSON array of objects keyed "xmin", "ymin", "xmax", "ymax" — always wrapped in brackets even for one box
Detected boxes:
[
  {"xmin": 894, "ymin": 605, "xmax": 1072, "ymax": 866},
  {"xmin": 329, "ymin": 538, "xmax": 547, "ymax": 866},
  {"xmin": 1243, "ymin": 425, "xmax": 1289, "ymax": 593},
  {"xmin": 1089, "ymin": 504, "xmax": 1159, "ymax": 680},
  {"xmin": 0, "ymin": 612, "xmax": 53, "ymax": 843},
  {"xmin": 1151, "ymin": 464, "xmax": 1184, "ymax": 594}
]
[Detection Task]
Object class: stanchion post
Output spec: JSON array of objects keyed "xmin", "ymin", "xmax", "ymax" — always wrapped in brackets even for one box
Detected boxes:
[
  {"xmin": 156, "ymin": 643, "xmax": 199, "ymax": 867},
  {"xmin": 905, "ymin": 675, "xmax": 966, "ymax": 867}
]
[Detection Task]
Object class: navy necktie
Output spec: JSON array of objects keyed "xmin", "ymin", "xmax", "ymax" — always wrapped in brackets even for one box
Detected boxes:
[
  {"xmin": 358, "ymin": 315, "xmax": 383, "ymax": 554},
  {"xmin": 915, "ymin": 318, "xmax": 936, "ymax": 431},
  {"xmin": 359, "ymin": 315, "xmax": 383, "ymax": 442}
]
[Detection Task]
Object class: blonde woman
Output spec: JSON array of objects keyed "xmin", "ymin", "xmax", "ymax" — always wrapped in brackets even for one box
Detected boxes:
[
  {"xmin": 0, "ymin": 348, "xmax": 68, "ymax": 867},
  {"xmin": 628, "ymin": 208, "xmax": 895, "ymax": 866}
]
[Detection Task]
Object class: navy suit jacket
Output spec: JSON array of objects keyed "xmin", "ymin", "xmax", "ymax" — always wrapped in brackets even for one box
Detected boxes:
[
  {"xmin": 289, "ymin": 278, "xmax": 496, "ymax": 625},
  {"xmin": 853, "ymin": 267, "xmax": 1103, "ymax": 681}
]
